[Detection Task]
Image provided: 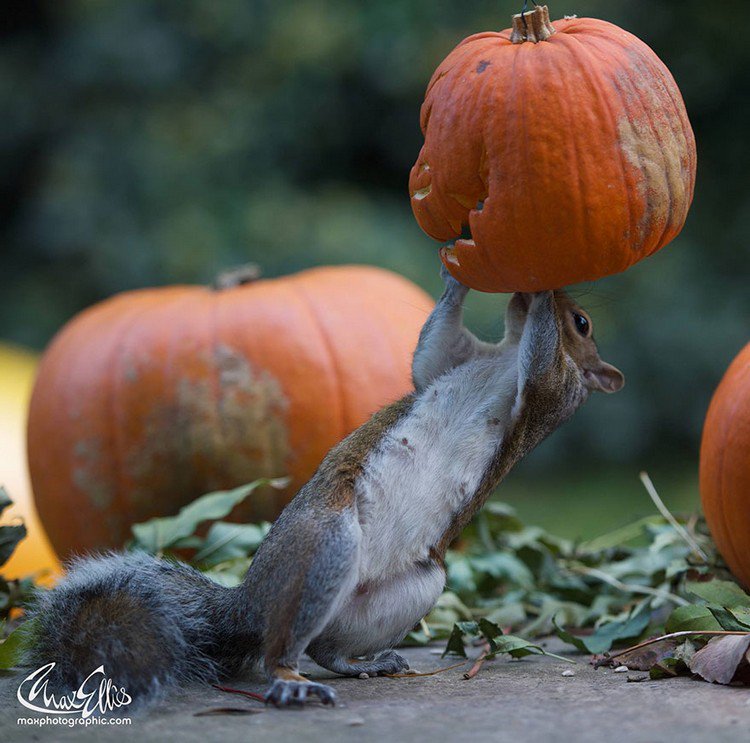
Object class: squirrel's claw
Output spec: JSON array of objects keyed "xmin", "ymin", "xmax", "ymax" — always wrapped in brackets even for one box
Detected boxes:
[{"xmin": 264, "ymin": 679, "xmax": 336, "ymax": 707}]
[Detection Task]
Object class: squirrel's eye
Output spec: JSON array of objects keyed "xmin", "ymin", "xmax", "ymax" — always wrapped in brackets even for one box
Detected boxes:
[{"xmin": 573, "ymin": 312, "xmax": 590, "ymax": 337}]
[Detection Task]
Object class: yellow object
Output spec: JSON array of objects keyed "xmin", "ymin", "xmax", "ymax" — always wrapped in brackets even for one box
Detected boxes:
[{"xmin": 0, "ymin": 343, "xmax": 60, "ymax": 582}]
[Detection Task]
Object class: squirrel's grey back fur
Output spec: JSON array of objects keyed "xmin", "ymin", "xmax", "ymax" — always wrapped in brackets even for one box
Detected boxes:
[{"xmin": 28, "ymin": 551, "xmax": 253, "ymax": 705}]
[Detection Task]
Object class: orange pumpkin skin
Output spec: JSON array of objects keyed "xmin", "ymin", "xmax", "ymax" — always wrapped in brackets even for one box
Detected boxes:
[
  {"xmin": 700, "ymin": 343, "xmax": 750, "ymax": 588},
  {"xmin": 27, "ymin": 266, "xmax": 433, "ymax": 558},
  {"xmin": 409, "ymin": 12, "xmax": 697, "ymax": 292}
]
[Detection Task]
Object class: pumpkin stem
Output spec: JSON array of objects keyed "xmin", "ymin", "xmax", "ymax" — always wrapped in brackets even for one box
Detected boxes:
[
  {"xmin": 213, "ymin": 264, "xmax": 262, "ymax": 289},
  {"xmin": 510, "ymin": 4, "xmax": 555, "ymax": 43}
]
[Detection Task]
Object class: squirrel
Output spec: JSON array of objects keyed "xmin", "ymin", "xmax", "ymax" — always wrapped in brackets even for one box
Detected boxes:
[{"xmin": 27, "ymin": 267, "xmax": 623, "ymax": 708}]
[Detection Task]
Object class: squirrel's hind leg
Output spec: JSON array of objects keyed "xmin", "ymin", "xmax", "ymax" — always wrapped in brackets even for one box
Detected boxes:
[
  {"xmin": 248, "ymin": 503, "xmax": 361, "ymax": 707},
  {"xmin": 307, "ymin": 648, "xmax": 409, "ymax": 677}
]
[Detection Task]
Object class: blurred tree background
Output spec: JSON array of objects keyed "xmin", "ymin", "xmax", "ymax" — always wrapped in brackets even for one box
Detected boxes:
[{"xmin": 1, "ymin": 0, "xmax": 748, "ymax": 534}]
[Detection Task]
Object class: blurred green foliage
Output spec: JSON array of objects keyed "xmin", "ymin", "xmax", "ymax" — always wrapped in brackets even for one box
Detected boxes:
[{"xmin": 1, "ymin": 0, "xmax": 748, "ymax": 471}]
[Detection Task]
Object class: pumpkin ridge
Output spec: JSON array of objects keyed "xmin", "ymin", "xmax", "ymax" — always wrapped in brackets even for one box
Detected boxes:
[
  {"xmin": 565, "ymin": 32, "xmax": 637, "ymax": 270},
  {"xmin": 620, "ymin": 47, "xmax": 678, "ymax": 258},
  {"xmin": 710, "ymin": 362, "xmax": 750, "ymax": 575},
  {"xmin": 586, "ymin": 31, "xmax": 683, "ymax": 259},
  {"xmin": 638, "ymin": 50, "xmax": 696, "ymax": 250},
  {"xmin": 594, "ymin": 42, "xmax": 656, "ymax": 258},
  {"xmin": 107, "ymin": 295, "xmax": 170, "ymax": 543},
  {"xmin": 459, "ymin": 42, "xmax": 497, "ymax": 282},
  {"xmin": 289, "ymin": 279, "xmax": 349, "ymax": 439},
  {"xmin": 552, "ymin": 38, "xmax": 590, "ymax": 279},
  {"xmin": 208, "ymin": 291, "xmax": 226, "ymax": 490},
  {"xmin": 162, "ymin": 291, "xmax": 207, "ymax": 504}
]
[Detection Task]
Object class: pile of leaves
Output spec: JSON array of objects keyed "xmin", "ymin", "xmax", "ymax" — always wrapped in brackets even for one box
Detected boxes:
[
  {"xmin": 127, "ymin": 474, "xmax": 750, "ymax": 684},
  {"xmin": 407, "ymin": 476, "xmax": 750, "ymax": 685},
  {"xmin": 3, "ymin": 474, "xmax": 750, "ymax": 685}
]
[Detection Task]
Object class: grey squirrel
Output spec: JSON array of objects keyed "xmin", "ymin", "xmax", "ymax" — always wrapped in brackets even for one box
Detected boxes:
[{"xmin": 28, "ymin": 267, "xmax": 623, "ymax": 708}]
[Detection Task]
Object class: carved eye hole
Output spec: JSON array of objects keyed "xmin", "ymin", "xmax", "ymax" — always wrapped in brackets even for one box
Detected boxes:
[{"xmin": 573, "ymin": 312, "xmax": 591, "ymax": 337}]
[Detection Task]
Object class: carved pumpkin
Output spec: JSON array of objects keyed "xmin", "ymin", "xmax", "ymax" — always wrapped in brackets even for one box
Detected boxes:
[
  {"xmin": 28, "ymin": 265, "xmax": 433, "ymax": 558},
  {"xmin": 409, "ymin": 5, "xmax": 696, "ymax": 292},
  {"xmin": 700, "ymin": 343, "xmax": 750, "ymax": 588}
]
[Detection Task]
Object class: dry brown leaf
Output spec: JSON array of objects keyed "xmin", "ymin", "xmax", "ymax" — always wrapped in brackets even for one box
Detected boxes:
[
  {"xmin": 689, "ymin": 634, "xmax": 750, "ymax": 684},
  {"xmin": 608, "ymin": 639, "xmax": 681, "ymax": 671}
]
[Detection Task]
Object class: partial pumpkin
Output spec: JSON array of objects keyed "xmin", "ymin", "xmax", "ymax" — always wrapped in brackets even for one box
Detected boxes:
[
  {"xmin": 700, "ymin": 343, "xmax": 750, "ymax": 589},
  {"xmin": 28, "ymin": 265, "xmax": 433, "ymax": 559},
  {"xmin": 409, "ymin": 5, "xmax": 696, "ymax": 292},
  {"xmin": 0, "ymin": 344, "xmax": 60, "ymax": 581}
]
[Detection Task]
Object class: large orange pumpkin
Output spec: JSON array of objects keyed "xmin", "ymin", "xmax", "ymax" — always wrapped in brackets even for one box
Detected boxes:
[
  {"xmin": 700, "ymin": 342, "xmax": 750, "ymax": 588},
  {"xmin": 409, "ymin": 5, "xmax": 696, "ymax": 292},
  {"xmin": 28, "ymin": 265, "xmax": 433, "ymax": 558}
]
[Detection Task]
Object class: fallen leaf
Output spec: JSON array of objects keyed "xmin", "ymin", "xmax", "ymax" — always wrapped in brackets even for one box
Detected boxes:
[
  {"xmin": 689, "ymin": 634, "xmax": 750, "ymax": 684},
  {"xmin": 605, "ymin": 638, "xmax": 680, "ymax": 671},
  {"xmin": 665, "ymin": 604, "xmax": 722, "ymax": 633},
  {"xmin": 685, "ymin": 579, "xmax": 750, "ymax": 609}
]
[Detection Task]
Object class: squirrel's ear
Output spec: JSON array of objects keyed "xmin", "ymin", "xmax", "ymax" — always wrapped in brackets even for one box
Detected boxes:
[{"xmin": 586, "ymin": 362, "xmax": 624, "ymax": 393}]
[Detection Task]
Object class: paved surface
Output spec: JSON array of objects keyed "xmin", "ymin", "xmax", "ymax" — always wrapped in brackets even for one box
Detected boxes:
[{"xmin": 1, "ymin": 641, "xmax": 748, "ymax": 742}]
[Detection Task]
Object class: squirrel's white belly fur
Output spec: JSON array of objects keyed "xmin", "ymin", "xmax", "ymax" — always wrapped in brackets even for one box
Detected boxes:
[{"xmin": 324, "ymin": 359, "xmax": 518, "ymax": 656}]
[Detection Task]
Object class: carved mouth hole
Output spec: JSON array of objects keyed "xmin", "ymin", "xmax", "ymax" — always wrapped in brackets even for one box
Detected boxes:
[{"xmin": 412, "ymin": 185, "xmax": 432, "ymax": 201}]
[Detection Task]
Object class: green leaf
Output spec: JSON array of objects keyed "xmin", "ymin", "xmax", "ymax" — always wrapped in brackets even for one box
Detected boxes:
[
  {"xmin": 728, "ymin": 606, "xmax": 750, "ymax": 627},
  {"xmin": 708, "ymin": 606, "xmax": 750, "ymax": 632},
  {"xmin": 0, "ymin": 619, "xmax": 38, "ymax": 670},
  {"xmin": 130, "ymin": 478, "xmax": 286, "ymax": 553},
  {"xmin": 486, "ymin": 635, "xmax": 575, "ymax": 664},
  {"xmin": 666, "ymin": 604, "xmax": 722, "ymax": 633},
  {"xmin": 685, "ymin": 578, "xmax": 750, "ymax": 608},
  {"xmin": 477, "ymin": 617, "xmax": 504, "ymax": 644},
  {"xmin": 649, "ymin": 656, "xmax": 687, "ymax": 680},
  {"xmin": 0, "ymin": 524, "xmax": 26, "ymax": 568},
  {"xmin": 554, "ymin": 606, "xmax": 651, "ymax": 655},
  {"xmin": 193, "ymin": 521, "xmax": 271, "ymax": 566},
  {"xmin": 443, "ymin": 624, "xmax": 470, "ymax": 658},
  {"xmin": 552, "ymin": 616, "xmax": 591, "ymax": 653},
  {"xmin": 468, "ymin": 552, "xmax": 534, "ymax": 588},
  {"xmin": 445, "ymin": 555, "xmax": 477, "ymax": 595}
]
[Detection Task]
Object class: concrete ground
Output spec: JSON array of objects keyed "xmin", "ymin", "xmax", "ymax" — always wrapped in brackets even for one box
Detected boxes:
[{"xmin": 1, "ymin": 641, "xmax": 748, "ymax": 742}]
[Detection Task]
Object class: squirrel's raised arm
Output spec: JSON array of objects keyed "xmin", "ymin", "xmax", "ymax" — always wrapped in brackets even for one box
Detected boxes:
[
  {"xmin": 506, "ymin": 288, "xmax": 625, "ymax": 456},
  {"xmin": 411, "ymin": 266, "xmax": 498, "ymax": 390}
]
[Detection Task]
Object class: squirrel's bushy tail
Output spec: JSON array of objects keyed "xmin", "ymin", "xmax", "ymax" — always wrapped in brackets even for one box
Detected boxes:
[{"xmin": 28, "ymin": 552, "xmax": 250, "ymax": 706}]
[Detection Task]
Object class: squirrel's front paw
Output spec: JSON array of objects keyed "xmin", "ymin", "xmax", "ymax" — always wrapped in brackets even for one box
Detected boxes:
[
  {"xmin": 264, "ymin": 679, "xmax": 336, "ymax": 707},
  {"xmin": 527, "ymin": 290, "xmax": 554, "ymax": 313},
  {"xmin": 439, "ymin": 262, "xmax": 469, "ymax": 299}
]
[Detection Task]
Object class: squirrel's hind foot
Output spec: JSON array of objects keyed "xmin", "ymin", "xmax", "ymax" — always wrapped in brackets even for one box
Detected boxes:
[
  {"xmin": 314, "ymin": 649, "xmax": 410, "ymax": 677},
  {"xmin": 264, "ymin": 679, "xmax": 336, "ymax": 707}
]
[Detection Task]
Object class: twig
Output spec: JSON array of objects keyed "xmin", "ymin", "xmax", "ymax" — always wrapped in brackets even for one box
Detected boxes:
[
  {"xmin": 639, "ymin": 471, "xmax": 709, "ymax": 562},
  {"xmin": 603, "ymin": 629, "xmax": 749, "ymax": 663},
  {"xmin": 384, "ymin": 660, "xmax": 467, "ymax": 678},
  {"xmin": 464, "ymin": 642, "xmax": 491, "ymax": 679},
  {"xmin": 212, "ymin": 684, "xmax": 266, "ymax": 703}
]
